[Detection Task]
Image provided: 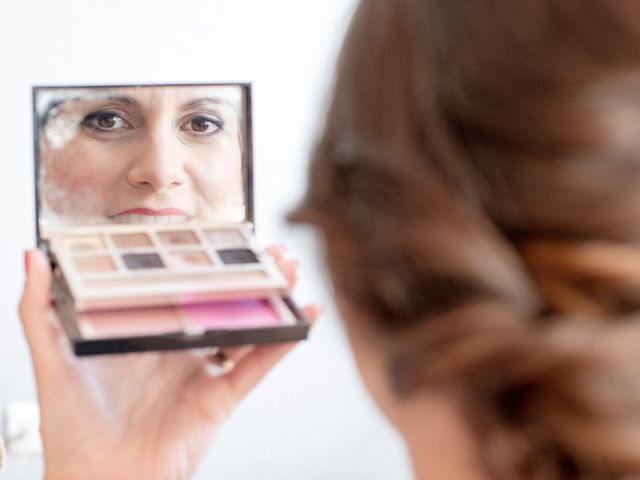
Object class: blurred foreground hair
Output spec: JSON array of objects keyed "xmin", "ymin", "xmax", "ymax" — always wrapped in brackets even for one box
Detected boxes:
[{"xmin": 291, "ymin": 1, "xmax": 640, "ymax": 478}]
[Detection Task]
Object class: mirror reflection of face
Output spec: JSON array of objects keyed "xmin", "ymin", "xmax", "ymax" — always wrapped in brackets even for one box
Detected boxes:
[{"xmin": 38, "ymin": 85, "xmax": 245, "ymax": 227}]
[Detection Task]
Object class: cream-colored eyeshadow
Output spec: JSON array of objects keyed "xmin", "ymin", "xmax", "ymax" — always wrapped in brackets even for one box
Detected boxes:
[
  {"xmin": 203, "ymin": 229, "xmax": 244, "ymax": 245},
  {"xmin": 73, "ymin": 255, "xmax": 117, "ymax": 273},
  {"xmin": 64, "ymin": 235, "xmax": 105, "ymax": 252},
  {"xmin": 111, "ymin": 233, "xmax": 153, "ymax": 248}
]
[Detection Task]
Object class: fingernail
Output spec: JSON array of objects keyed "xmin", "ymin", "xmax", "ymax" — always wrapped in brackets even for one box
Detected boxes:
[{"xmin": 24, "ymin": 250, "xmax": 30, "ymax": 276}]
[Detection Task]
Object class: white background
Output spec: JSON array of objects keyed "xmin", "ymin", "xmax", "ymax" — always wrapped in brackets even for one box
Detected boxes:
[{"xmin": 0, "ymin": 1, "xmax": 413, "ymax": 479}]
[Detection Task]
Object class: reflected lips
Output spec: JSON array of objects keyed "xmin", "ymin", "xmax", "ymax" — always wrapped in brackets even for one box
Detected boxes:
[
  {"xmin": 111, "ymin": 208, "xmax": 189, "ymax": 224},
  {"xmin": 118, "ymin": 208, "xmax": 187, "ymax": 216}
]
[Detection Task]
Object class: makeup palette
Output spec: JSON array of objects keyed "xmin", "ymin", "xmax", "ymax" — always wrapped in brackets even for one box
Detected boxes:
[
  {"xmin": 48, "ymin": 222, "xmax": 288, "ymax": 310},
  {"xmin": 34, "ymin": 83, "xmax": 309, "ymax": 356}
]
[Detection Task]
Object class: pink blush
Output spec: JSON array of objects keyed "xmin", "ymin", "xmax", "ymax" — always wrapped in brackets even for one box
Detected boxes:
[
  {"xmin": 79, "ymin": 306, "xmax": 183, "ymax": 339},
  {"xmin": 181, "ymin": 299, "xmax": 282, "ymax": 329}
]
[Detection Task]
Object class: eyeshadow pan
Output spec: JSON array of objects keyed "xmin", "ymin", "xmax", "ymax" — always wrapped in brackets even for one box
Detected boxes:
[
  {"xmin": 158, "ymin": 230, "xmax": 199, "ymax": 246},
  {"xmin": 169, "ymin": 251, "xmax": 213, "ymax": 268},
  {"xmin": 204, "ymin": 229, "xmax": 244, "ymax": 245},
  {"xmin": 73, "ymin": 255, "xmax": 117, "ymax": 273},
  {"xmin": 78, "ymin": 306, "xmax": 183, "ymax": 339},
  {"xmin": 111, "ymin": 233, "xmax": 153, "ymax": 248},
  {"xmin": 122, "ymin": 253, "xmax": 165, "ymax": 270},
  {"xmin": 65, "ymin": 235, "xmax": 105, "ymax": 252},
  {"xmin": 181, "ymin": 299, "xmax": 283, "ymax": 329},
  {"xmin": 217, "ymin": 248, "xmax": 259, "ymax": 265}
]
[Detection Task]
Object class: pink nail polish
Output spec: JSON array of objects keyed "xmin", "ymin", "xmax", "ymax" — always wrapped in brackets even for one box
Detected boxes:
[{"xmin": 24, "ymin": 250, "xmax": 30, "ymax": 276}]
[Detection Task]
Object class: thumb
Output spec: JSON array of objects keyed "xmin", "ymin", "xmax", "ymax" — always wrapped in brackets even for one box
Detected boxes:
[{"xmin": 19, "ymin": 249, "xmax": 68, "ymax": 374}]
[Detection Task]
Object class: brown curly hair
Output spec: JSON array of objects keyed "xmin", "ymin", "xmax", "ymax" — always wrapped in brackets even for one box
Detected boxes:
[{"xmin": 289, "ymin": 0, "xmax": 640, "ymax": 478}]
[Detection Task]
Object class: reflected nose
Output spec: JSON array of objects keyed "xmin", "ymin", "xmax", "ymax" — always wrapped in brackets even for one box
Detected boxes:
[{"xmin": 127, "ymin": 133, "xmax": 187, "ymax": 192}]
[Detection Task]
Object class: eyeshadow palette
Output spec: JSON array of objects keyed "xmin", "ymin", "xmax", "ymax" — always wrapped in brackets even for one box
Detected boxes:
[
  {"xmin": 48, "ymin": 222, "xmax": 289, "ymax": 310},
  {"xmin": 33, "ymin": 83, "xmax": 310, "ymax": 356}
]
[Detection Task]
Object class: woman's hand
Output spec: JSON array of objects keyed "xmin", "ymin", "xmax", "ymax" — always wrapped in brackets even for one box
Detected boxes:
[{"xmin": 19, "ymin": 247, "xmax": 319, "ymax": 480}]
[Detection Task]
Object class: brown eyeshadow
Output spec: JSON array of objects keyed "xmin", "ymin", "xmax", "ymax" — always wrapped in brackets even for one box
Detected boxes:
[
  {"xmin": 157, "ymin": 230, "xmax": 200, "ymax": 246},
  {"xmin": 111, "ymin": 233, "xmax": 153, "ymax": 248},
  {"xmin": 73, "ymin": 255, "xmax": 117, "ymax": 273},
  {"xmin": 169, "ymin": 251, "xmax": 213, "ymax": 268}
]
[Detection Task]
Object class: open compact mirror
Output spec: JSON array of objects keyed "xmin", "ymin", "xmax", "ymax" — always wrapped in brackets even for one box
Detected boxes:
[{"xmin": 33, "ymin": 83, "xmax": 309, "ymax": 356}]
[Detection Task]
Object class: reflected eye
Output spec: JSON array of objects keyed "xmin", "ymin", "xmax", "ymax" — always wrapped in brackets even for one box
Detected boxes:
[
  {"xmin": 81, "ymin": 110, "xmax": 133, "ymax": 132},
  {"xmin": 181, "ymin": 115, "xmax": 224, "ymax": 136}
]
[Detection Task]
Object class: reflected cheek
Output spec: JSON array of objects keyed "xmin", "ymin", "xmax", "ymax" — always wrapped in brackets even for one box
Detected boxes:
[
  {"xmin": 41, "ymin": 142, "xmax": 124, "ymax": 217},
  {"xmin": 188, "ymin": 145, "xmax": 243, "ymax": 215}
]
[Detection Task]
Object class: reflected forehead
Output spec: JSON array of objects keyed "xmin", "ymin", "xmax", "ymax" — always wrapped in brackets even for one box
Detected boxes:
[
  {"xmin": 101, "ymin": 86, "xmax": 242, "ymax": 109},
  {"xmin": 38, "ymin": 86, "xmax": 243, "ymax": 118}
]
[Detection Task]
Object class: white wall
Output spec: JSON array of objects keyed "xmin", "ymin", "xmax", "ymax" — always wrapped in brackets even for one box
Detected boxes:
[{"xmin": 0, "ymin": 1, "xmax": 413, "ymax": 479}]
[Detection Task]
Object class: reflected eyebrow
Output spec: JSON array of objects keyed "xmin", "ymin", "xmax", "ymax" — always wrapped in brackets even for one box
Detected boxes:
[
  {"xmin": 41, "ymin": 95, "xmax": 139, "ymax": 126},
  {"xmin": 180, "ymin": 97, "xmax": 238, "ymax": 111},
  {"xmin": 71, "ymin": 95, "xmax": 139, "ymax": 106}
]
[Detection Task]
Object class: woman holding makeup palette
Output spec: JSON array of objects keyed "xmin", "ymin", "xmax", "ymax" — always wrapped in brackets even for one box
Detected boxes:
[
  {"xmin": 21, "ymin": 246, "xmax": 319, "ymax": 480},
  {"xmin": 21, "ymin": 0, "xmax": 640, "ymax": 479}
]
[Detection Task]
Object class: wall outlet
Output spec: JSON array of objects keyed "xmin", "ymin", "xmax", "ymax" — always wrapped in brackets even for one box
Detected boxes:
[{"xmin": 3, "ymin": 401, "xmax": 42, "ymax": 456}]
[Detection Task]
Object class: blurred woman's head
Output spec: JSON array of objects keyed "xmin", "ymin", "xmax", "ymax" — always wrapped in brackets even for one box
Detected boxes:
[{"xmin": 291, "ymin": 1, "xmax": 640, "ymax": 478}]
